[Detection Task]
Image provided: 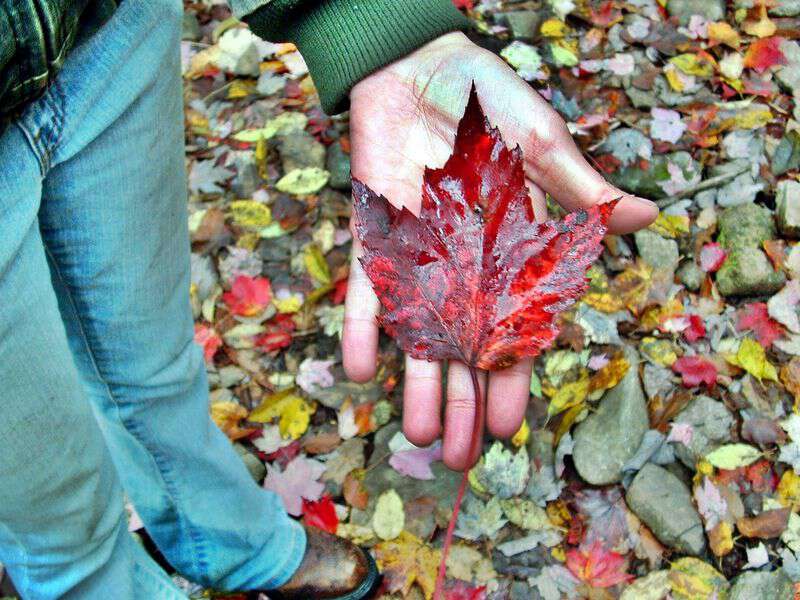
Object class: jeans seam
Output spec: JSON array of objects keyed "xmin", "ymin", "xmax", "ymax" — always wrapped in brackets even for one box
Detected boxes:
[{"xmin": 42, "ymin": 245, "xmax": 210, "ymax": 580}]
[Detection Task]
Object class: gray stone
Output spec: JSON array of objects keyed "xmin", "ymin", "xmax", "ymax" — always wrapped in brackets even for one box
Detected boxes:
[
  {"xmin": 234, "ymin": 443, "xmax": 266, "ymax": 482},
  {"xmin": 667, "ymin": 0, "xmax": 725, "ymax": 24},
  {"xmin": 730, "ymin": 570, "xmax": 794, "ymax": 600},
  {"xmin": 716, "ymin": 247, "xmax": 786, "ymax": 297},
  {"xmin": 771, "ymin": 0, "xmax": 800, "ymax": 16},
  {"xmin": 573, "ymin": 346, "xmax": 649, "ymax": 485},
  {"xmin": 673, "ymin": 396, "xmax": 734, "ymax": 470},
  {"xmin": 777, "ymin": 41, "xmax": 800, "ymax": 99},
  {"xmin": 229, "ymin": 152, "xmax": 259, "ymax": 198},
  {"xmin": 677, "ymin": 261, "xmax": 704, "ymax": 291},
  {"xmin": 777, "ymin": 180, "xmax": 800, "ymax": 239},
  {"xmin": 182, "ymin": 12, "xmax": 201, "ymax": 41},
  {"xmin": 635, "ymin": 229, "xmax": 679, "ymax": 274},
  {"xmin": 504, "ymin": 11, "xmax": 541, "ymax": 40},
  {"xmin": 609, "ymin": 151, "xmax": 701, "ymax": 200},
  {"xmin": 278, "ymin": 132, "xmax": 326, "ymax": 172},
  {"xmin": 326, "ymin": 142, "xmax": 351, "ymax": 190},
  {"xmin": 626, "ymin": 463, "xmax": 706, "ymax": 555},
  {"xmin": 717, "ymin": 203, "xmax": 776, "ymax": 251}
]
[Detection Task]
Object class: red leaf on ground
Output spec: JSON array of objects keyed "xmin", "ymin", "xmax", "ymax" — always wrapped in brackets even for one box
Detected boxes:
[
  {"xmin": 452, "ymin": 0, "xmax": 474, "ymax": 8},
  {"xmin": 223, "ymin": 275, "xmax": 272, "ymax": 317},
  {"xmin": 736, "ymin": 302, "xmax": 784, "ymax": 348},
  {"xmin": 565, "ymin": 541, "xmax": 634, "ymax": 588},
  {"xmin": 672, "ymin": 356, "xmax": 718, "ymax": 388},
  {"xmin": 445, "ymin": 581, "xmax": 486, "ymax": 600},
  {"xmin": 302, "ymin": 495, "xmax": 339, "ymax": 533},
  {"xmin": 255, "ymin": 314, "xmax": 296, "ymax": 353},
  {"xmin": 683, "ymin": 314, "xmax": 707, "ymax": 343},
  {"xmin": 743, "ymin": 37, "xmax": 788, "ymax": 73},
  {"xmin": 194, "ymin": 323, "xmax": 222, "ymax": 362},
  {"xmin": 352, "ymin": 86, "xmax": 616, "ymax": 371},
  {"xmin": 699, "ymin": 242, "xmax": 727, "ymax": 273}
]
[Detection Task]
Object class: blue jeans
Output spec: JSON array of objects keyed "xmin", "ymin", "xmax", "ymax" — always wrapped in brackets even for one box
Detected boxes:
[{"xmin": 0, "ymin": 1, "xmax": 305, "ymax": 598}]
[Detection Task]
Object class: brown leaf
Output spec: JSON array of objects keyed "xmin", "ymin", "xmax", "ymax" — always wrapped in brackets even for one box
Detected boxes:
[
  {"xmin": 736, "ymin": 507, "xmax": 790, "ymax": 539},
  {"xmin": 343, "ymin": 468, "xmax": 369, "ymax": 510},
  {"xmin": 302, "ymin": 430, "xmax": 342, "ymax": 455}
]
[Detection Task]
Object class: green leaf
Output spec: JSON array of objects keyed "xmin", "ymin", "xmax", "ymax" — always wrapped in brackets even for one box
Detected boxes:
[{"xmin": 705, "ymin": 443, "xmax": 761, "ymax": 470}]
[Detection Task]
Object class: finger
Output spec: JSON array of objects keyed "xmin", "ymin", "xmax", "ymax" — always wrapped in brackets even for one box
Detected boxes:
[
  {"xmin": 526, "ymin": 179, "xmax": 547, "ymax": 223},
  {"xmin": 342, "ymin": 238, "xmax": 380, "ymax": 382},
  {"xmin": 403, "ymin": 355, "xmax": 442, "ymax": 446},
  {"xmin": 520, "ymin": 116, "xmax": 658, "ymax": 234},
  {"xmin": 443, "ymin": 361, "xmax": 487, "ymax": 470},
  {"xmin": 486, "ymin": 358, "xmax": 532, "ymax": 439}
]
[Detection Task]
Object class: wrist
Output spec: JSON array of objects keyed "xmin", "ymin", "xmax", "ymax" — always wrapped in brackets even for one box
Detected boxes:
[{"xmin": 244, "ymin": 0, "xmax": 470, "ymax": 115}]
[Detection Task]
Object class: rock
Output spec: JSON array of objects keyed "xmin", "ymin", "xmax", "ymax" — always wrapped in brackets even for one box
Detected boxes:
[
  {"xmin": 278, "ymin": 132, "xmax": 326, "ymax": 173},
  {"xmin": 573, "ymin": 346, "xmax": 649, "ymax": 485},
  {"xmin": 717, "ymin": 203, "xmax": 776, "ymax": 251},
  {"xmin": 667, "ymin": 0, "xmax": 725, "ymax": 24},
  {"xmin": 635, "ymin": 230, "xmax": 680, "ymax": 274},
  {"xmin": 777, "ymin": 180, "xmax": 800, "ymax": 239},
  {"xmin": 216, "ymin": 29, "xmax": 262, "ymax": 77},
  {"xmin": 672, "ymin": 396, "xmax": 734, "ymax": 470},
  {"xmin": 229, "ymin": 152, "xmax": 259, "ymax": 198},
  {"xmin": 677, "ymin": 261, "xmax": 703, "ymax": 291},
  {"xmin": 503, "ymin": 11, "xmax": 541, "ymax": 40},
  {"xmin": 729, "ymin": 570, "xmax": 794, "ymax": 600},
  {"xmin": 609, "ymin": 151, "xmax": 701, "ymax": 200},
  {"xmin": 716, "ymin": 247, "xmax": 786, "ymax": 297},
  {"xmin": 234, "ymin": 443, "xmax": 266, "ymax": 482},
  {"xmin": 326, "ymin": 141, "xmax": 352, "ymax": 190},
  {"xmin": 626, "ymin": 463, "xmax": 706, "ymax": 555},
  {"xmin": 182, "ymin": 12, "xmax": 201, "ymax": 41},
  {"xmin": 777, "ymin": 41, "xmax": 800, "ymax": 101},
  {"xmin": 771, "ymin": 0, "xmax": 800, "ymax": 16}
]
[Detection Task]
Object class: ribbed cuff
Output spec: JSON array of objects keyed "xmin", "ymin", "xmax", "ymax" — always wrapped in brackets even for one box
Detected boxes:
[{"xmin": 243, "ymin": 0, "xmax": 471, "ymax": 114}]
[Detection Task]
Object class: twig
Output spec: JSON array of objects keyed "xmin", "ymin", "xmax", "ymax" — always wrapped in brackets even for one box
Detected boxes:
[
  {"xmin": 655, "ymin": 166, "xmax": 750, "ymax": 209},
  {"xmin": 434, "ymin": 366, "xmax": 484, "ymax": 600}
]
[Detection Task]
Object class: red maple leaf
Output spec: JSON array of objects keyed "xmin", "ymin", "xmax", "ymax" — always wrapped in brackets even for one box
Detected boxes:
[
  {"xmin": 255, "ymin": 313, "xmax": 296, "ymax": 353},
  {"xmin": 682, "ymin": 314, "xmax": 706, "ymax": 343},
  {"xmin": 222, "ymin": 275, "xmax": 272, "ymax": 317},
  {"xmin": 699, "ymin": 242, "xmax": 727, "ymax": 273},
  {"xmin": 672, "ymin": 356, "xmax": 717, "ymax": 388},
  {"xmin": 736, "ymin": 302, "xmax": 784, "ymax": 348},
  {"xmin": 566, "ymin": 541, "xmax": 634, "ymax": 588},
  {"xmin": 353, "ymin": 85, "xmax": 616, "ymax": 600},
  {"xmin": 302, "ymin": 495, "xmax": 339, "ymax": 534},
  {"xmin": 194, "ymin": 323, "xmax": 222, "ymax": 362},
  {"xmin": 743, "ymin": 37, "xmax": 788, "ymax": 73},
  {"xmin": 352, "ymin": 86, "xmax": 616, "ymax": 372}
]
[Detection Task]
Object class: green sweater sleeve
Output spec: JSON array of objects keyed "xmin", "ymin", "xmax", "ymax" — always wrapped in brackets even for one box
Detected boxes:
[{"xmin": 230, "ymin": 0, "xmax": 470, "ymax": 115}]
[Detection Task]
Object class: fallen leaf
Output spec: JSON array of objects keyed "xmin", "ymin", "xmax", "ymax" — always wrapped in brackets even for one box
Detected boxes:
[
  {"xmin": 699, "ymin": 242, "xmax": 727, "ymax": 273},
  {"xmin": 302, "ymin": 494, "xmax": 339, "ymax": 533},
  {"xmin": 472, "ymin": 442, "xmax": 530, "ymax": 499},
  {"xmin": 743, "ymin": 37, "xmax": 787, "ymax": 73},
  {"xmin": 263, "ymin": 455, "xmax": 326, "ymax": 516},
  {"xmin": 726, "ymin": 337, "xmax": 779, "ymax": 382},
  {"xmin": 374, "ymin": 531, "xmax": 440, "ymax": 600},
  {"xmin": 736, "ymin": 507, "xmax": 791, "ymax": 539},
  {"xmin": 736, "ymin": 302, "xmax": 784, "ymax": 348},
  {"xmin": 372, "ymin": 489, "xmax": 405, "ymax": 541},
  {"xmin": 223, "ymin": 275, "xmax": 272, "ymax": 317},
  {"xmin": 565, "ymin": 541, "xmax": 634, "ymax": 588},
  {"xmin": 672, "ymin": 356, "xmax": 717, "ymax": 388},
  {"xmin": 705, "ymin": 443, "xmax": 762, "ymax": 470},
  {"xmin": 210, "ymin": 401, "xmax": 257, "ymax": 440},
  {"xmin": 389, "ymin": 442, "xmax": 443, "ymax": 480},
  {"xmin": 668, "ymin": 557, "xmax": 728, "ymax": 600}
]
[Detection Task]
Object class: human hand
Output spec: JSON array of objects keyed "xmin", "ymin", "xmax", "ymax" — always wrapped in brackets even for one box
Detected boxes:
[{"xmin": 342, "ymin": 32, "xmax": 658, "ymax": 470}]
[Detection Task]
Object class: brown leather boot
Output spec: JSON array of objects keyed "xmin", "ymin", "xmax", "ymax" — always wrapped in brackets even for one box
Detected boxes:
[{"xmin": 265, "ymin": 526, "xmax": 379, "ymax": 600}]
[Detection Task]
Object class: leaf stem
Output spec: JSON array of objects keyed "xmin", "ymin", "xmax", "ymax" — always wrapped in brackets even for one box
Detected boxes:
[{"xmin": 434, "ymin": 365, "xmax": 483, "ymax": 600}]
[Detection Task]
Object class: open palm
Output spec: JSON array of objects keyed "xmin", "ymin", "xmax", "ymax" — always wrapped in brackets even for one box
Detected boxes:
[{"xmin": 342, "ymin": 32, "xmax": 658, "ymax": 470}]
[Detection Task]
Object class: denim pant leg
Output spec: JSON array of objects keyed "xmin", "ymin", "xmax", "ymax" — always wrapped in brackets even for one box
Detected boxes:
[
  {"xmin": 0, "ymin": 126, "xmax": 186, "ymax": 599},
  {"xmin": 20, "ymin": 0, "xmax": 305, "ymax": 591}
]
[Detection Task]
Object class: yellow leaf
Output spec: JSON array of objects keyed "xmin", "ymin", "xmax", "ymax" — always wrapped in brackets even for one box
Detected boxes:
[
  {"xmin": 541, "ymin": 18, "xmax": 569, "ymax": 38},
  {"xmin": 227, "ymin": 79, "xmax": 255, "ymax": 99},
  {"xmin": 210, "ymin": 401, "xmax": 256, "ymax": 440},
  {"xmin": 372, "ymin": 489, "xmax": 405, "ymax": 541},
  {"xmin": 743, "ymin": 6, "xmax": 776, "ymax": 38},
  {"xmin": 555, "ymin": 403, "xmax": 585, "ymax": 445},
  {"xmin": 708, "ymin": 521, "xmax": 734, "ymax": 557},
  {"xmin": 273, "ymin": 292, "xmax": 304, "ymax": 314},
  {"xmin": 648, "ymin": 213, "xmax": 690, "ymax": 238},
  {"xmin": 374, "ymin": 532, "xmax": 440, "ymax": 600},
  {"xmin": 639, "ymin": 337, "xmax": 678, "ymax": 367},
  {"xmin": 546, "ymin": 372, "xmax": 590, "ymax": 418},
  {"xmin": 731, "ymin": 106, "xmax": 773, "ymax": 130},
  {"xmin": 726, "ymin": 337, "xmax": 778, "ymax": 381},
  {"xmin": 669, "ymin": 54, "xmax": 714, "ymax": 77},
  {"xmin": 229, "ymin": 200, "xmax": 272, "ymax": 229},
  {"xmin": 249, "ymin": 389, "xmax": 316, "ymax": 439},
  {"xmin": 705, "ymin": 443, "xmax": 762, "ymax": 470},
  {"xmin": 303, "ymin": 243, "xmax": 331, "ymax": 286},
  {"xmin": 778, "ymin": 470, "xmax": 800, "ymax": 509},
  {"xmin": 589, "ymin": 354, "xmax": 630, "ymax": 394},
  {"xmin": 668, "ymin": 557, "xmax": 729, "ymax": 600},
  {"xmin": 708, "ymin": 21, "xmax": 741, "ymax": 48},
  {"xmin": 665, "ymin": 65, "xmax": 686, "ymax": 92},
  {"xmin": 511, "ymin": 419, "xmax": 530, "ymax": 448},
  {"xmin": 276, "ymin": 167, "xmax": 330, "ymax": 195}
]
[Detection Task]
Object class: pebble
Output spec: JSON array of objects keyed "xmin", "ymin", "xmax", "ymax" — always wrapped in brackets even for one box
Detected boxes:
[
  {"xmin": 278, "ymin": 132, "xmax": 326, "ymax": 172},
  {"xmin": 777, "ymin": 180, "xmax": 800, "ymax": 239},
  {"xmin": 666, "ymin": 0, "xmax": 725, "ymax": 25},
  {"xmin": 677, "ymin": 261, "xmax": 704, "ymax": 291},
  {"xmin": 729, "ymin": 570, "xmax": 794, "ymax": 600},
  {"xmin": 672, "ymin": 395, "xmax": 734, "ymax": 470},
  {"xmin": 626, "ymin": 463, "xmax": 706, "ymax": 555},
  {"xmin": 716, "ymin": 247, "xmax": 786, "ymax": 297},
  {"xmin": 503, "ymin": 11, "xmax": 541, "ymax": 40},
  {"xmin": 573, "ymin": 346, "xmax": 649, "ymax": 485},
  {"xmin": 234, "ymin": 443, "xmax": 266, "ymax": 482},
  {"xmin": 181, "ymin": 12, "xmax": 201, "ymax": 41},
  {"xmin": 326, "ymin": 141, "xmax": 352, "ymax": 191},
  {"xmin": 717, "ymin": 203, "xmax": 776, "ymax": 251},
  {"xmin": 634, "ymin": 229, "xmax": 679, "ymax": 274}
]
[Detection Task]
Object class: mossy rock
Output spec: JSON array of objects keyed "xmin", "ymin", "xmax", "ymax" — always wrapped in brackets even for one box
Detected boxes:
[
  {"xmin": 716, "ymin": 247, "xmax": 785, "ymax": 297},
  {"xmin": 717, "ymin": 203, "xmax": 776, "ymax": 250}
]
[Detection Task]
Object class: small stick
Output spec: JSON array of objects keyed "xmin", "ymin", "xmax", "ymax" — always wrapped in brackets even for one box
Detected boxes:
[
  {"xmin": 655, "ymin": 166, "xmax": 750, "ymax": 209},
  {"xmin": 434, "ymin": 366, "xmax": 484, "ymax": 600}
]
